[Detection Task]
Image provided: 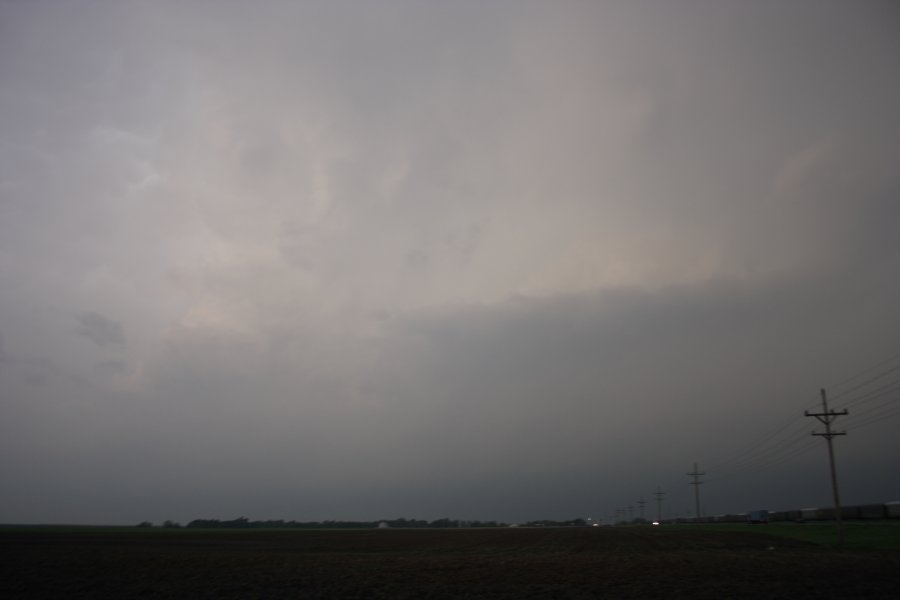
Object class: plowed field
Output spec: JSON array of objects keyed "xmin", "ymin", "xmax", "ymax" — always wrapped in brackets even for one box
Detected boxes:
[{"xmin": 3, "ymin": 526, "xmax": 899, "ymax": 598}]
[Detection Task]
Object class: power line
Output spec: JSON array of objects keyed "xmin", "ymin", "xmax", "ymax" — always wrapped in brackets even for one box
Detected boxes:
[
  {"xmin": 842, "ymin": 398, "xmax": 900, "ymax": 430},
  {"xmin": 742, "ymin": 438, "xmax": 821, "ymax": 473},
  {"xmin": 838, "ymin": 379, "xmax": 900, "ymax": 410},
  {"xmin": 843, "ymin": 393, "xmax": 900, "ymax": 420},
  {"xmin": 696, "ymin": 405, "xmax": 820, "ymax": 491},
  {"xmin": 840, "ymin": 381, "xmax": 900, "ymax": 428},
  {"xmin": 713, "ymin": 443, "xmax": 821, "ymax": 487},
  {"xmin": 705, "ymin": 410, "xmax": 809, "ymax": 473},
  {"xmin": 829, "ymin": 363, "xmax": 900, "ymax": 402},
  {"xmin": 847, "ymin": 408, "xmax": 900, "ymax": 430},
  {"xmin": 846, "ymin": 406, "xmax": 900, "ymax": 430},
  {"xmin": 706, "ymin": 420, "xmax": 812, "ymax": 476},
  {"xmin": 705, "ymin": 435, "xmax": 819, "ymax": 484},
  {"xmin": 706, "ymin": 435, "xmax": 815, "ymax": 481},
  {"xmin": 827, "ymin": 350, "xmax": 900, "ymax": 393},
  {"xmin": 663, "ymin": 351, "xmax": 899, "ymax": 524},
  {"xmin": 705, "ymin": 352, "xmax": 900, "ymax": 480}
]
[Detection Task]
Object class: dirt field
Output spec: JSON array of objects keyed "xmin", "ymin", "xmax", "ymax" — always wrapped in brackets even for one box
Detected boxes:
[{"xmin": 3, "ymin": 525, "xmax": 900, "ymax": 598}]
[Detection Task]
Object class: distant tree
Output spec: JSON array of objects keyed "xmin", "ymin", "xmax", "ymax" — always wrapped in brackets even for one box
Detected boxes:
[
  {"xmin": 136, "ymin": 521, "xmax": 153, "ymax": 528},
  {"xmin": 187, "ymin": 519, "xmax": 221, "ymax": 528},
  {"xmin": 163, "ymin": 520, "xmax": 181, "ymax": 528},
  {"xmin": 476, "ymin": 520, "xmax": 505, "ymax": 528},
  {"xmin": 429, "ymin": 518, "xmax": 459, "ymax": 528},
  {"xmin": 187, "ymin": 517, "xmax": 253, "ymax": 529}
]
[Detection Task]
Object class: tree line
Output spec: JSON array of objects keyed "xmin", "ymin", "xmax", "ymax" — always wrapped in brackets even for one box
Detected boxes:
[
  {"xmin": 139, "ymin": 517, "xmax": 511, "ymax": 529},
  {"xmin": 138, "ymin": 516, "xmax": 591, "ymax": 529}
]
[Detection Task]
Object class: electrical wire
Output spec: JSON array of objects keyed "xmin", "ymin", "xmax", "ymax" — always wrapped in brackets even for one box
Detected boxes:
[
  {"xmin": 826, "ymin": 349, "xmax": 900, "ymax": 393},
  {"xmin": 842, "ymin": 395, "xmax": 900, "ymax": 430},
  {"xmin": 828, "ymin": 363, "xmax": 900, "ymax": 402},
  {"xmin": 836, "ymin": 379, "xmax": 900, "ymax": 410},
  {"xmin": 705, "ymin": 424, "xmax": 816, "ymax": 480},
  {"xmin": 842, "ymin": 392, "xmax": 900, "ymax": 421},
  {"xmin": 704, "ymin": 410, "xmax": 808, "ymax": 473},
  {"xmin": 706, "ymin": 437, "xmax": 812, "ymax": 480},
  {"xmin": 667, "ymin": 351, "xmax": 900, "ymax": 507},
  {"xmin": 706, "ymin": 437, "xmax": 821, "ymax": 484},
  {"xmin": 846, "ymin": 406, "xmax": 900, "ymax": 430}
]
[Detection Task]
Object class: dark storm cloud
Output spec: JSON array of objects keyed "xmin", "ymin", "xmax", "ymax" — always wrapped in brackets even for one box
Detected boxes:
[{"xmin": 1, "ymin": 0, "xmax": 898, "ymax": 524}]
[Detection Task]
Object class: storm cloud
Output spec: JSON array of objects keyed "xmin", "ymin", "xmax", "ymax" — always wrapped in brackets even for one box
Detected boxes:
[
  {"xmin": 1, "ymin": 0, "xmax": 898, "ymax": 525},
  {"xmin": 77, "ymin": 312, "xmax": 125, "ymax": 347}
]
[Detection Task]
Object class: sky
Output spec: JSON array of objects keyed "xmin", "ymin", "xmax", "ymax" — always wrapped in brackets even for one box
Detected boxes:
[{"xmin": 1, "ymin": 0, "xmax": 899, "ymax": 525}]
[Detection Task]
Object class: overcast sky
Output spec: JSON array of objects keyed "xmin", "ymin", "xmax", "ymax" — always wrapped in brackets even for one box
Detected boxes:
[{"xmin": 1, "ymin": 0, "xmax": 899, "ymax": 525}]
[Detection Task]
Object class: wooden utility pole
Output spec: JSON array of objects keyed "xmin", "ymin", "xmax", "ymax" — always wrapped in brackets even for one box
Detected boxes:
[
  {"xmin": 637, "ymin": 498, "xmax": 647, "ymax": 522},
  {"xmin": 806, "ymin": 388, "xmax": 848, "ymax": 544},
  {"xmin": 687, "ymin": 462, "xmax": 705, "ymax": 522},
  {"xmin": 654, "ymin": 486, "xmax": 665, "ymax": 522}
]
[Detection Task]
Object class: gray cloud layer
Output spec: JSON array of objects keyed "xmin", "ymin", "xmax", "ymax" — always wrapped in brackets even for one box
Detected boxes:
[
  {"xmin": 77, "ymin": 312, "xmax": 125, "ymax": 347},
  {"xmin": 1, "ymin": 0, "xmax": 899, "ymax": 524}
]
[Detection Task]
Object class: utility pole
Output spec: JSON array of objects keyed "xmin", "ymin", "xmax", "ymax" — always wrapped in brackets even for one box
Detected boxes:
[
  {"xmin": 637, "ymin": 498, "xmax": 647, "ymax": 522},
  {"xmin": 654, "ymin": 486, "xmax": 665, "ymax": 522},
  {"xmin": 806, "ymin": 388, "xmax": 848, "ymax": 544},
  {"xmin": 687, "ymin": 462, "xmax": 705, "ymax": 522},
  {"xmin": 627, "ymin": 505, "xmax": 634, "ymax": 522}
]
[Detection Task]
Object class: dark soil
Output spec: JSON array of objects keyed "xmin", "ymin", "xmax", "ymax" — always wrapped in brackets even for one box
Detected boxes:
[{"xmin": 2, "ymin": 526, "xmax": 899, "ymax": 598}]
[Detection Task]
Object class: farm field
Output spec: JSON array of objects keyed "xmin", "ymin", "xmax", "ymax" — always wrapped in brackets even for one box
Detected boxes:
[{"xmin": 3, "ymin": 524, "xmax": 900, "ymax": 599}]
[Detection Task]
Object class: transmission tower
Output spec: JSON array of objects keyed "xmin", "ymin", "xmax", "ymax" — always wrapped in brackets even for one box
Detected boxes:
[
  {"xmin": 654, "ymin": 486, "xmax": 665, "ymax": 522},
  {"xmin": 687, "ymin": 462, "xmax": 705, "ymax": 522}
]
